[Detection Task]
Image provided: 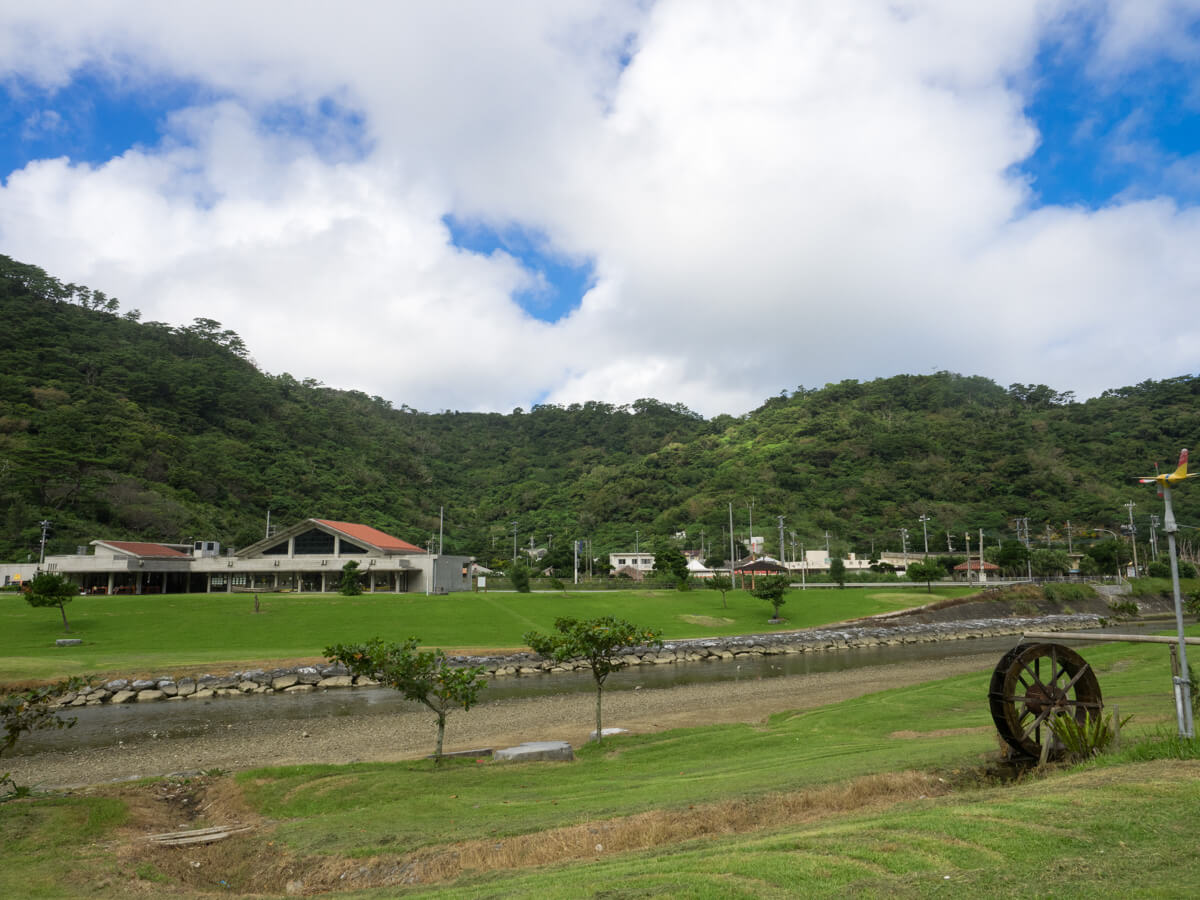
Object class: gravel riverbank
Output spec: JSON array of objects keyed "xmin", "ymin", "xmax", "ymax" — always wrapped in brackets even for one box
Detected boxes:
[{"xmin": 7, "ymin": 652, "xmax": 999, "ymax": 790}]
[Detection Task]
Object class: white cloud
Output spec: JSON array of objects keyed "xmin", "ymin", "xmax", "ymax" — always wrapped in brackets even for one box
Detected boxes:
[{"xmin": 1, "ymin": 1, "xmax": 1199, "ymax": 415}]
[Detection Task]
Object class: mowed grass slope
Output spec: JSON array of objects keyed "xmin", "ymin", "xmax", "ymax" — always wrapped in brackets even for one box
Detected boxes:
[
  {"xmin": 0, "ymin": 585, "xmax": 967, "ymax": 683},
  {"xmin": 240, "ymin": 629, "xmax": 1194, "ymax": 860},
  {"xmin": 1, "ymin": 631, "xmax": 1197, "ymax": 897}
]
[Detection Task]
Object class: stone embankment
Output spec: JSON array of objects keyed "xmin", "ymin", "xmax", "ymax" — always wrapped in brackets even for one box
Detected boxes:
[{"xmin": 52, "ymin": 611, "xmax": 1105, "ymax": 709}]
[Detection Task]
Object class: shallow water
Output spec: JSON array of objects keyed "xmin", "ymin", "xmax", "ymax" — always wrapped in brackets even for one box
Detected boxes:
[{"xmin": 15, "ymin": 619, "xmax": 1181, "ymax": 756}]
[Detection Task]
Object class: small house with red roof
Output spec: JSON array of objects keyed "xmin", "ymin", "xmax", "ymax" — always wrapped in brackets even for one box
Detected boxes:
[
  {"xmin": 29, "ymin": 518, "xmax": 470, "ymax": 595},
  {"xmin": 952, "ymin": 559, "xmax": 1000, "ymax": 582}
]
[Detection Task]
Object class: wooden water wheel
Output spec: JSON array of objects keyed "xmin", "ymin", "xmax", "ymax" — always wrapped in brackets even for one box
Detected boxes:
[{"xmin": 988, "ymin": 642, "xmax": 1103, "ymax": 759}]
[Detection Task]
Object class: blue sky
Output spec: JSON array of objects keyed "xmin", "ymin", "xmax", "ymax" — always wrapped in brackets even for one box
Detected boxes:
[
  {"xmin": 1, "ymin": 3, "xmax": 1198, "ymax": 417},
  {"xmin": 1019, "ymin": 34, "xmax": 1200, "ymax": 208}
]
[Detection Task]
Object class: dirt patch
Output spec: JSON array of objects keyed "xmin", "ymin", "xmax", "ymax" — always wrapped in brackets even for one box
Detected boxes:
[
  {"xmin": 890, "ymin": 726, "xmax": 994, "ymax": 740},
  {"xmin": 112, "ymin": 774, "xmax": 285, "ymax": 896},
  {"xmin": 106, "ymin": 769, "xmax": 951, "ymax": 895},
  {"xmin": 677, "ymin": 614, "xmax": 736, "ymax": 627}
]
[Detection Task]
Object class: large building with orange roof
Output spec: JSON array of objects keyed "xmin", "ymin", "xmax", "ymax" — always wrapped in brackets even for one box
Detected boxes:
[{"xmin": 14, "ymin": 518, "xmax": 471, "ymax": 595}]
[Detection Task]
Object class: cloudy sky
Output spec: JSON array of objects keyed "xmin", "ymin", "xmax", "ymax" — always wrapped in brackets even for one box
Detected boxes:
[{"xmin": 2, "ymin": 1, "xmax": 1199, "ymax": 416}]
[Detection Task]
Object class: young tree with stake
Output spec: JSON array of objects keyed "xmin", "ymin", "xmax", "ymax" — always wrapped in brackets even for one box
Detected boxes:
[
  {"xmin": 524, "ymin": 617, "xmax": 661, "ymax": 744},
  {"xmin": 325, "ymin": 638, "xmax": 487, "ymax": 761},
  {"xmin": 25, "ymin": 573, "xmax": 77, "ymax": 633},
  {"xmin": 750, "ymin": 575, "xmax": 790, "ymax": 621}
]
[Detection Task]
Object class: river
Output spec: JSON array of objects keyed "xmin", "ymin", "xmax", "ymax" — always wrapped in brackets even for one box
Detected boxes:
[{"xmin": 12, "ymin": 620, "xmax": 1179, "ymax": 757}]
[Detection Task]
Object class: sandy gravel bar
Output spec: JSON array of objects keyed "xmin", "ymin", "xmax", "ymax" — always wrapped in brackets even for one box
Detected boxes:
[{"xmin": 6, "ymin": 653, "xmax": 997, "ymax": 790}]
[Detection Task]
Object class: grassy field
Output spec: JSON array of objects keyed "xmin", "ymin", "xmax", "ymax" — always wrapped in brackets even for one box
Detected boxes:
[
  {"xmin": 3, "ymin": 629, "xmax": 1198, "ymax": 897},
  {"xmin": 0, "ymin": 585, "xmax": 970, "ymax": 684}
]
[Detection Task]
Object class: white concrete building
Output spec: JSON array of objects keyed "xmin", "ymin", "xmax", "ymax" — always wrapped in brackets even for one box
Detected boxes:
[{"xmin": 9, "ymin": 518, "xmax": 471, "ymax": 595}]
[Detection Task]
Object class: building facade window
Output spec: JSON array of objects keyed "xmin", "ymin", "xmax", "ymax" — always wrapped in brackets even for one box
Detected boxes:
[{"xmin": 294, "ymin": 529, "xmax": 335, "ymax": 555}]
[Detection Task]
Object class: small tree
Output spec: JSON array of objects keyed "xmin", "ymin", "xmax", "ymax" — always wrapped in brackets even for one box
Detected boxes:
[
  {"xmin": 509, "ymin": 559, "xmax": 531, "ymax": 593},
  {"xmin": 524, "ymin": 617, "xmax": 662, "ymax": 744},
  {"xmin": 906, "ymin": 560, "xmax": 944, "ymax": 593},
  {"xmin": 26, "ymin": 573, "xmax": 77, "ymax": 633},
  {"xmin": 750, "ymin": 575, "xmax": 790, "ymax": 621},
  {"xmin": 829, "ymin": 557, "xmax": 846, "ymax": 588},
  {"xmin": 340, "ymin": 560, "xmax": 362, "ymax": 596},
  {"xmin": 707, "ymin": 574, "xmax": 733, "ymax": 608},
  {"xmin": 651, "ymin": 538, "xmax": 689, "ymax": 587},
  {"xmin": 3, "ymin": 677, "xmax": 88, "ymax": 798},
  {"xmin": 325, "ymin": 638, "xmax": 487, "ymax": 761},
  {"xmin": 1031, "ymin": 548, "xmax": 1071, "ymax": 577}
]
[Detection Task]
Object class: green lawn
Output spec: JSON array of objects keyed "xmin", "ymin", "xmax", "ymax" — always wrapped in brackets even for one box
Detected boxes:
[
  {"xmin": 2, "ymin": 628, "xmax": 1197, "ymax": 897},
  {"xmin": 0, "ymin": 585, "xmax": 969, "ymax": 683},
  {"xmin": 240, "ymin": 628, "xmax": 1195, "ymax": 860}
]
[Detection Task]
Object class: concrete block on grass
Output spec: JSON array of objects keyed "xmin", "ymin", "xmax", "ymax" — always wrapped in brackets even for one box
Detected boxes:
[{"xmin": 494, "ymin": 741, "xmax": 574, "ymax": 763}]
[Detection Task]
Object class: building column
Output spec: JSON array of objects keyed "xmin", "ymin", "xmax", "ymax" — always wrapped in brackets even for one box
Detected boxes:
[
  {"xmin": 135, "ymin": 571, "xmax": 143, "ymax": 595},
  {"xmin": 107, "ymin": 573, "xmax": 114, "ymax": 594},
  {"xmin": 321, "ymin": 571, "xmax": 327, "ymax": 592}
]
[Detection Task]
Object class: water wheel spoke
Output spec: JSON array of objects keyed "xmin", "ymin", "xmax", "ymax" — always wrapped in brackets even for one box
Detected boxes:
[
  {"xmin": 1020, "ymin": 708, "xmax": 1052, "ymax": 741},
  {"xmin": 1059, "ymin": 663, "xmax": 1092, "ymax": 694}
]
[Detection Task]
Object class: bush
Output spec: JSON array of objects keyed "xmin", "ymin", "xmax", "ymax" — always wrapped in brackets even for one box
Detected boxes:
[
  {"xmin": 1046, "ymin": 709, "xmax": 1132, "ymax": 762},
  {"xmin": 1108, "ymin": 599, "xmax": 1139, "ymax": 618},
  {"xmin": 509, "ymin": 560, "xmax": 531, "ymax": 593},
  {"xmin": 1042, "ymin": 583, "xmax": 1097, "ymax": 604},
  {"xmin": 1147, "ymin": 560, "xmax": 1171, "ymax": 579}
]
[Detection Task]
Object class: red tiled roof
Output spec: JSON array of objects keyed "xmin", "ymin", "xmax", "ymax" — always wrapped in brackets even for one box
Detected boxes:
[
  {"xmin": 314, "ymin": 520, "xmax": 424, "ymax": 553},
  {"xmin": 953, "ymin": 560, "xmax": 1000, "ymax": 571},
  {"xmin": 98, "ymin": 541, "xmax": 189, "ymax": 558}
]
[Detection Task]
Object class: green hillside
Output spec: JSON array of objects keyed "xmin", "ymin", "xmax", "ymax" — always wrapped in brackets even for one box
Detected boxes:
[{"xmin": 3, "ymin": 254, "xmax": 1198, "ymax": 564}]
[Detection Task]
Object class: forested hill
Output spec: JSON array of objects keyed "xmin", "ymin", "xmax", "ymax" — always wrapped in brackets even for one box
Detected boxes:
[{"xmin": 3, "ymin": 254, "xmax": 1198, "ymax": 565}]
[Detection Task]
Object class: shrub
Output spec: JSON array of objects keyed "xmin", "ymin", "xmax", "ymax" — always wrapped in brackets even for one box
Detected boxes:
[
  {"xmin": 1108, "ymin": 599, "xmax": 1139, "ymax": 618},
  {"xmin": 1046, "ymin": 709, "xmax": 1132, "ymax": 762},
  {"xmin": 1042, "ymin": 583, "xmax": 1097, "ymax": 604},
  {"xmin": 509, "ymin": 560, "xmax": 531, "ymax": 593}
]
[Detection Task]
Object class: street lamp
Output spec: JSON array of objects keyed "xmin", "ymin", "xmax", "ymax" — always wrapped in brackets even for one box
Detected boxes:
[
  {"xmin": 918, "ymin": 514, "xmax": 931, "ymax": 555},
  {"xmin": 1096, "ymin": 528, "xmax": 1124, "ymax": 579}
]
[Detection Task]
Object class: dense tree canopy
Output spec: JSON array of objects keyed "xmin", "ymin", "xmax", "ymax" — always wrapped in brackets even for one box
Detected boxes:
[{"xmin": 4, "ymin": 255, "xmax": 1199, "ymax": 571}]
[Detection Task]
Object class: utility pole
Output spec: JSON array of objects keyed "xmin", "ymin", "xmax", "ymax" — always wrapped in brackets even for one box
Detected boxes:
[
  {"xmin": 1065, "ymin": 521, "xmax": 1073, "ymax": 554},
  {"xmin": 980, "ymin": 528, "xmax": 985, "ymax": 582},
  {"xmin": 1125, "ymin": 500, "xmax": 1139, "ymax": 575},
  {"xmin": 728, "ymin": 502, "xmax": 737, "ymax": 589},
  {"xmin": 777, "ymin": 516, "xmax": 785, "ymax": 563},
  {"xmin": 438, "ymin": 506, "xmax": 444, "ymax": 555},
  {"xmin": 39, "ymin": 519, "xmax": 51, "ymax": 566},
  {"xmin": 900, "ymin": 527, "xmax": 909, "ymax": 568},
  {"xmin": 1150, "ymin": 513, "xmax": 1161, "ymax": 560},
  {"xmin": 635, "ymin": 529, "xmax": 640, "ymax": 554},
  {"xmin": 946, "ymin": 531, "xmax": 955, "ymax": 552},
  {"xmin": 747, "ymin": 501, "xmax": 755, "ymax": 559},
  {"xmin": 511, "ymin": 520, "xmax": 518, "ymax": 564},
  {"xmin": 918, "ymin": 514, "xmax": 931, "ymax": 555},
  {"xmin": 789, "ymin": 530, "xmax": 797, "ymax": 566},
  {"xmin": 824, "ymin": 530, "xmax": 831, "ymax": 558},
  {"xmin": 800, "ymin": 543, "xmax": 806, "ymax": 589},
  {"xmin": 1159, "ymin": 472, "xmax": 1194, "ymax": 737},
  {"xmin": 964, "ymin": 531, "xmax": 971, "ymax": 584}
]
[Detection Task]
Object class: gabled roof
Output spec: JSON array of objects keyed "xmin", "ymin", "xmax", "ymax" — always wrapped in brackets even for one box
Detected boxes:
[
  {"xmin": 93, "ymin": 540, "xmax": 189, "ymax": 559},
  {"xmin": 953, "ymin": 560, "xmax": 1000, "ymax": 571},
  {"xmin": 735, "ymin": 556, "xmax": 785, "ymax": 572},
  {"xmin": 311, "ymin": 520, "xmax": 425, "ymax": 553}
]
